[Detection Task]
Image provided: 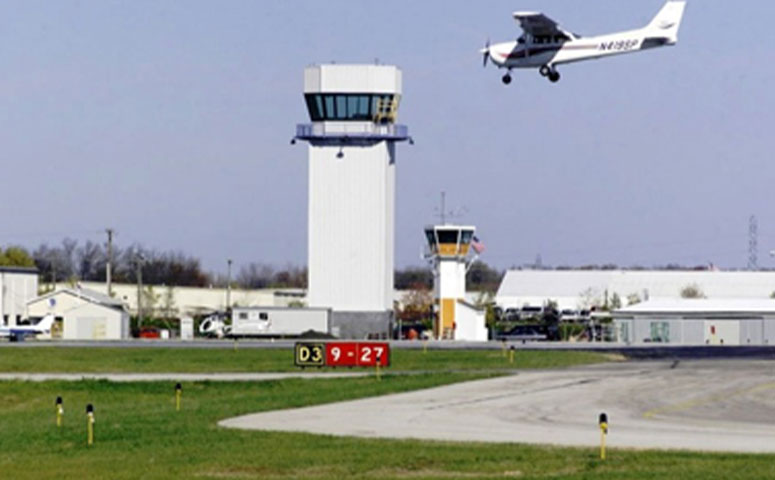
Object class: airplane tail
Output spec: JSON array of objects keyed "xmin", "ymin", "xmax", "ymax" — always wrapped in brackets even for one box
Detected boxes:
[
  {"xmin": 646, "ymin": 1, "xmax": 686, "ymax": 43},
  {"xmin": 35, "ymin": 314, "xmax": 55, "ymax": 333}
]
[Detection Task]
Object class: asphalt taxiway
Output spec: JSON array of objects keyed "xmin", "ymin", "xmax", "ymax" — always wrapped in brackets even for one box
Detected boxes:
[{"xmin": 221, "ymin": 360, "xmax": 775, "ymax": 453}]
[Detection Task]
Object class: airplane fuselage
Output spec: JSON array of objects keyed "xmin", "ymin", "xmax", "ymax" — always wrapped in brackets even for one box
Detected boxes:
[{"xmin": 489, "ymin": 28, "xmax": 674, "ymax": 71}]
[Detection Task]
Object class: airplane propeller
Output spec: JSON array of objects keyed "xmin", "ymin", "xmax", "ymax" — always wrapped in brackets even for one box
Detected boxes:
[{"xmin": 481, "ymin": 39, "xmax": 491, "ymax": 67}]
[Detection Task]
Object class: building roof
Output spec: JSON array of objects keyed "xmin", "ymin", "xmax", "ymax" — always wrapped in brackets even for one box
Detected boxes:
[
  {"xmin": 496, "ymin": 270, "xmax": 775, "ymax": 309},
  {"xmin": 30, "ymin": 287, "xmax": 126, "ymax": 309},
  {"xmin": 0, "ymin": 266, "xmax": 38, "ymax": 274},
  {"xmin": 615, "ymin": 298, "xmax": 775, "ymax": 315}
]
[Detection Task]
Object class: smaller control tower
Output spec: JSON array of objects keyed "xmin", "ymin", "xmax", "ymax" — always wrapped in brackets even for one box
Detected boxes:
[{"xmin": 424, "ymin": 225, "xmax": 488, "ymax": 341}]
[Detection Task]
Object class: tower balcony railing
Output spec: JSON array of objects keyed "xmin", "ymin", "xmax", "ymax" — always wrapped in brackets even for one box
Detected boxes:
[{"xmin": 295, "ymin": 122, "xmax": 411, "ymax": 143}]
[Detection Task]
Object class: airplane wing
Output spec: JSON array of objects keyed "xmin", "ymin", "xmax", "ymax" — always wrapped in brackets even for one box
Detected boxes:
[{"xmin": 512, "ymin": 11, "xmax": 564, "ymax": 36}]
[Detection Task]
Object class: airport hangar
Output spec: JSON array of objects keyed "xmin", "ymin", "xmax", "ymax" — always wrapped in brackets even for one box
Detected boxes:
[
  {"xmin": 496, "ymin": 269, "xmax": 775, "ymax": 345},
  {"xmin": 612, "ymin": 298, "xmax": 775, "ymax": 346},
  {"xmin": 496, "ymin": 269, "xmax": 775, "ymax": 311}
]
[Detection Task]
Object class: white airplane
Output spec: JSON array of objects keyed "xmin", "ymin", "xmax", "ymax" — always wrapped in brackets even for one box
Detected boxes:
[
  {"xmin": 0, "ymin": 314, "xmax": 55, "ymax": 340},
  {"xmin": 481, "ymin": 1, "xmax": 686, "ymax": 84}
]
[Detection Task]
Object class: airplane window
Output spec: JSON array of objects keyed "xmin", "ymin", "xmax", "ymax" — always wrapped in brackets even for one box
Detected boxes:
[{"xmin": 460, "ymin": 230, "xmax": 474, "ymax": 244}]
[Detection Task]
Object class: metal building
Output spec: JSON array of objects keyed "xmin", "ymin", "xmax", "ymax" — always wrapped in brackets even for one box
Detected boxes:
[
  {"xmin": 0, "ymin": 267, "xmax": 38, "ymax": 328},
  {"xmin": 613, "ymin": 299, "xmax": 775, "ymax": 345},
  {"xmin": 294, "ymin": 64, "xmax": 411, "ymax": 338},
  {"xmin": 27, "ymin": 288, "xmax": 130, "ymax": 340}
]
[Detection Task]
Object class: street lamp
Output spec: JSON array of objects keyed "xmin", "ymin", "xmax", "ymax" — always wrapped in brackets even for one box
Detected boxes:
[
  {"xmin": 135, "ymin": 253, "xmax": 146, "ymax": 329},
  {"xmin": 226, "ymin": 259, "xmax": 233, "ymax": 312}
]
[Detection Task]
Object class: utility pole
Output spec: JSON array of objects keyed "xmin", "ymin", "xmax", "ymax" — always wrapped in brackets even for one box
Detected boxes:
[
  {"xmin": 226, "ymin": 259, "xmax": 233, "ymax": 312},
  {"xmin": 136, "ymin": 253, "xmax": 145, "ymax": 328},
  {"xmin": 105, "ymin": 228, "xmax": 114, "ymax": 297}
]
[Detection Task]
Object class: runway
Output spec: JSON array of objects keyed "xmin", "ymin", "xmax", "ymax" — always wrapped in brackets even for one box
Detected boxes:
[{"xmin": 220, "ymin": 360, "xmax": 775, "ymax": 453}]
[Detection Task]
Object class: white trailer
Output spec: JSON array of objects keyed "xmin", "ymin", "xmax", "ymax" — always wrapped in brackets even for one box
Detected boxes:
[{"xmin": 230, "ymin": 307, "xmax": 331, "ymax": 337}]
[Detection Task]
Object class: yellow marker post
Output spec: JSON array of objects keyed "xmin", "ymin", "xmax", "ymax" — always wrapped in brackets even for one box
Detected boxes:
[
  {"xmin": 509, "ymin": 346, "xmax": 515, "ymax": 364},
  {"xmin": 175, "ymin": 383, "xmax": 182, "ymax": 412},
  {"xmin": 599, "ymin": 413, "xmax": 608, "ymax": 460},
  {"xmin": 55, "ymin": 396, "xmax": 63, "ymax": 428},
  {"xmin": 86, "ymin": 404, "xmax": 95, "ymax": 446},
  {"xmin": 423, "ymin": 340, "xmax": 428, "ymax": 354}
]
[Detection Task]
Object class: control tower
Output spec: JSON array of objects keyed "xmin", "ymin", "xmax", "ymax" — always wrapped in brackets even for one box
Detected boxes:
[
  {"xmin": 424, "ymin": 225, "xmax": 488, "ymax": 341},
  {"xmin": 294, "ymin": 64, "xmax": 411, "ymax": 338}
]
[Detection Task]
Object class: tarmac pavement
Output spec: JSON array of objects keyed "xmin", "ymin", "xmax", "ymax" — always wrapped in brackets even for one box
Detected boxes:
[{"xmin": 220, "ymin": 360, "xmax": 775, "ymax": 453}]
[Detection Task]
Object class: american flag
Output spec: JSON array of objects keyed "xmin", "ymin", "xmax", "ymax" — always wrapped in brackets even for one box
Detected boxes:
[{"xmin": 471, "ymin": 235, "xmax": 485, "ymax": 254}]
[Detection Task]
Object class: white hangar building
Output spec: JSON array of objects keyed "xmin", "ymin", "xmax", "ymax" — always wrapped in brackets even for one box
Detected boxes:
[
  {"xmin": 28, "ymin": 288, "xmax": 130, "ymax": 340},
  {"xmin": 496, "ymin": 270, "xmax": 775, "ymax": 310},
  {"xmin": 0, "ymin": 267, "xmax": 38, "ymax": 328},
  {"xmin": 613, "ymin": 299, "xmax": 775, "ymax": 346}
]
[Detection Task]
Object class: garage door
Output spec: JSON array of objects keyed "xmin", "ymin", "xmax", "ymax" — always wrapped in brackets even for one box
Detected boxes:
[
  {"xmin": 75, "ymin": 317, "xmax": 108, "ymax": 340},
  {"xmin": 703, "ymin": 320, "xmax": 740, "ymax": 346}
]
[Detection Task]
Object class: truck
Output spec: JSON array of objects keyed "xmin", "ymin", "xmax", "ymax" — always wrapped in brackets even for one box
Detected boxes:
[{"xmin": 228, "ymin": 306, "xmax": 331, "ymax": 337}]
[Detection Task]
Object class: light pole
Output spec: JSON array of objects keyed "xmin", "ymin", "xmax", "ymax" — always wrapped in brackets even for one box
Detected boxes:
[
  {"xmin": 226, "ymin": 259, "xmax": 233, "ymax": 312},
  {"xmin": 135, "ymin": 253, "xmax": 145, "ymax": 329}
]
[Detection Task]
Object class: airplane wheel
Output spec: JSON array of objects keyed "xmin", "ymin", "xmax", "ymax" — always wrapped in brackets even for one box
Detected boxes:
[
  {"xmin": 502, "ymin": 74, "xmax": 512, "ymax": 85},
  {"xmin": 549, "ymin": 71, "xmax": 560, "ymax": 83},
  {"xmin": 539, "ymin": 65, "xmax": 551, "ymax": 77}
]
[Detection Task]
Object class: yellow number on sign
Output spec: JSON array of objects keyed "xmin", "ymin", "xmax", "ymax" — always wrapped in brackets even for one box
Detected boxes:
[{"xmin": 311, "ymin": 346, "xmax": 322, "ymax": 363}]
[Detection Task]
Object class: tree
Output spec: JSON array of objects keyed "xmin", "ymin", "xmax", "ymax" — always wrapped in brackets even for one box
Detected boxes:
[
  {"xmin": 396, "ymin": 284, "xmax": 433, "ymax": 324},
  {"xmin": 466, "ymin": 261, "xmax": 503, "ymax": 292},
  {"xmin": 609, "ymin": 293, "xmax": 622, "ymax": 310},
  {"xmin": 626, "ymin": 293, "xmax": 642, "ymax": 306},
  {"xmin": 0, "ymin": 246, "xmax": 35, "ymax": 267},
  {"xmin": 474, "ymin": 291, "xmax": 498, "ymax": 329},
  {"xmin": 394, "ymin": 266, "xmax": 432, "ymax": 290},
  {"xmin": 680, "ymin": 284, "xmax": 705, "ymax": 299},
  {"xmin": 236, "ymin": 263, "xmax": 306, "ymax": 289}
]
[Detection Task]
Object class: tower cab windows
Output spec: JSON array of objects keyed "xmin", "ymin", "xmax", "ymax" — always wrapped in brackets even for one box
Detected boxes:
[{"xmin": 305, "ymin": 93, "xmax": 399, "ymax": 123}]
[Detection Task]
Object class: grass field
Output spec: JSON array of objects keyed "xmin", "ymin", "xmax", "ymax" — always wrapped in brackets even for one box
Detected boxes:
[
  {"xmin": 0, "ymin": 346, "xmax": 612, "ymax": 373},
  {"xmin": 1, "ymin": 375, "xmax": 774, "ymax": 480}
]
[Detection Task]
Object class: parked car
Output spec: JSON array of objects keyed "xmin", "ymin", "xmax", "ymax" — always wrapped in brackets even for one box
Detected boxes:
[
  {"xmin": 497, "ymin": 324, "xmax": 548, "ymax": 342},
  {"xmin": 139, "ymin": 327, "xmax": 161, "ymax": 339}
]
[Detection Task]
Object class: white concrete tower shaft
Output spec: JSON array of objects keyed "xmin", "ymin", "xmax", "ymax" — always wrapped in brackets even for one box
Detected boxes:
[{"xmin": 295, "ymin": 65, "xmax": 411, "ymax": 338}]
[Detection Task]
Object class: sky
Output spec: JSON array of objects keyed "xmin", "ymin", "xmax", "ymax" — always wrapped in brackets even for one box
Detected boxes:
[{"xmin": 1, "ymin": 0, "xmax": 774, "ymax": 273}]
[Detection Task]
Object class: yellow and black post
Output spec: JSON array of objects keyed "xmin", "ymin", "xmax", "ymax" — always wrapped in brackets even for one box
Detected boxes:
[
  {"xmin": 509, "ymin": 346, "xmax": 515, "ymax": 364},
  {"xmin": 175, "ymin": 383, "xmax": 182, "ymax": 412},
  {"xmin": 599, "ymin": 412, "xmax": 608, "ymax": 460},
  {"xmin": 55, "ymin": 396, "xmax": 63, "ymax": 428},
  {"xmin": 86, "ymin": 404, "xmax": 95, "ymax": 446}
]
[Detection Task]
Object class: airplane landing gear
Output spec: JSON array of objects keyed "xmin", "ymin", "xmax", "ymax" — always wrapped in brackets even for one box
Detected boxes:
[
  {"xmin": 502, "ymin": 73, "xmax": 512, "ymax": 85},
  {"xmin": 539, "ymin": 65, "xmax": 561, "ymax": 83}
]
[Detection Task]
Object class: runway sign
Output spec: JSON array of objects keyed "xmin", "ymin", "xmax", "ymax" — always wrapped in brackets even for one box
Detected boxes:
[
  {"xmin": 294, "ymin": 342, "xmax": 325, "ymax": 367},
  {"xmin": 295, "ymin": 342, "xmax": 390, "ymax": 368}
]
